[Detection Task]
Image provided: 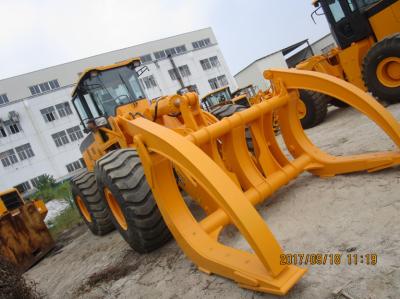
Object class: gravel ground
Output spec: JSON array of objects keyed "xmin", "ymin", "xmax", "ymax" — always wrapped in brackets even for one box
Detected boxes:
[{"xmin": 25, "ymin": 103, "xmax": 400, "ymax": 299}]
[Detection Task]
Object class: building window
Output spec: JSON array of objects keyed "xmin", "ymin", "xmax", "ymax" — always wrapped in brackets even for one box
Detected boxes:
[
  {"xmin": 165, "ymin": 47, "xmax": 177, "ymax": 57},
  {"xmin": 29, "ymin": 79, "xmax": 60, "ymax": 96},
  {"xmin": 0, "ymin": 149, "xmax": 18, "ymax": 167},
  {"xmin": 56, "ymin": 102, "xmax": 73, "ymax": 118},
  {"xmin": 154, "ymin": 50, "xmax": 166, "ymax": 60},
  {"xmin": 165, "ymin": 45, "xmax": 187, "ymax": 56},
  {"xmin": 14, "ymin": 181, "xmax": 31, "ymax": 193},
  {"xmin": 66, "ymin": 160, "xmax": 83, "ymax": 173},
  {"xmin": 31, "ymin": 175, "xmax": 45, "ymax": 188},
  {"xmin": 192, "ymin": 38, "xmax": 211, "ymax": 49},
  {"xmin": 41, "ymin": 106, "xmax": 58, "ymax": 122},
  {"xmin": 0, "ymin": 94, "xmax": 9, "ymax": 105},
  {"xmin": 208, "ymin": 75, "xmax": 228, "ymax": 90},
  {"xmin": 66, "ymin": 126, "xmax": 84, "ymax": 141},
  {"xmin": 179, "ymin": 65, "xmax": 191, "ymax": 77},
  {"xmin": 9, "ymin": 124, "xmax": 20, "ymax": 134},
  {"xmin": 168, "ymin": 69, "xmax": 178, "ymax": 81},
  {"xmin": 140, "ymin": 54, "xmax": 152, "ymax": 63},
  {"xmin": 200, "ymin": 56, "xmax": 220, "ymax": 71},
  {"xmin": 208, "ymin": 78, "xmax": 219, "ymax": 90},
  {"xmin": 52, "ymin": 131, "xmax": 69, "ymax": 147},
  {"xmin": 29, "ymin": 85, "xmax": 41, "ymax": 95},
  {"xmin": 6, "ymin": 121, "xmax": 22, "ymax": 135},
  {"xmin": 168, "ymin": 65, "xmax": 191, "ymax": 81},
  {"xmin": 49, "ymin": 79, "xmax": 60, "ymax": 89},
  {"xmin": 0, "ymin": 126, "xmax": 6, "ymax": 137},
  {"xmin": 39, "ymin": 82, "xmax": 50, "ymax": 93},
  {"xmin": 218, "ymin": 75, "xmax": 228, "ymax": 86},
  {"xmin": 209, "ymin": 56, "xmax": 220, "ymax": 67},
  {"xmin": 15, "ymin": 143, "xmax": 35, "ymax": 161},
  {"xmin": 141, "ymin": 75, "xmax": 158, "ymax": 89},
  {"xmin": 176, "ymin": 45, "xmax": 187, "ymax": 53},
  {"xmin": 2, "ymin": 119, "xmax": 22, "ymax": 135},
  {"xmin": 154, "ymin": 45, "xmax": 187, "ymax": 60},
  {"xmin": 200, "ymin": 59, "xmax": 212, "ymax": 71}
]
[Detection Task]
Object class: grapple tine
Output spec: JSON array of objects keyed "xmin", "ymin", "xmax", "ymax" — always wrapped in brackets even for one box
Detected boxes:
[{"xmin": 115, "ymin": 68, "xmax": 400, "ymax": 295}]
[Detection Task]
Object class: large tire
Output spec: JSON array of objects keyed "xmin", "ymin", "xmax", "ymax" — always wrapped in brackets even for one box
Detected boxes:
[
  {"xmin": 95, "ymin": 149, "xmax": 171, "ymax": 253},
  {"xmin": 211, "ymin": 104, "xmax": 254, "ymax": 152},
  {"xmin": 330, "ymin": 97, "xmax": 349, "ymax": 108},
  {"xmin": 362, "ymin": 34, "xmax": 400, "ymax": 103},
  {"xmin": 299, "ymin": 90, "xmax": 328, "ymax": 129},
  {"xmin": 70, "ymin": 170, "xmax": 114, "ymax": 236}
]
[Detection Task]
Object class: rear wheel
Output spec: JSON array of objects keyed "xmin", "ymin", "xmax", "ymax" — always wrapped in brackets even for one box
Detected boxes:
[
  {"xmin": 95, "ymin": 149, "xmax": 171, "ymax": 253},
  {"xmin": 211, "ymin": 104, "xmax": 254, "ymax": 152},
  {"xmin": 71, "ymin": 170, "xmax": 114, "ymax": 235},
  {"xmin": 362, "ymin": 34, "xmax": 400, "ymax": 103},
  {"xmin": 299, "ymin": 90, "xmax": 328, "ymax": 129}
]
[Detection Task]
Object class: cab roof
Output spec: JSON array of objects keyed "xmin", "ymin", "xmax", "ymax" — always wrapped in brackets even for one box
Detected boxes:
[
  {"xmin": 0, "ymin": 188, "xmax": 19, "ymax": 197},
  {"xmin": 200, "ymin": 86, "xmax": 230, "ymax": 101},
  {"xmin": 71, "ymin": 57, "xmax": 141, "ymax": 97}
]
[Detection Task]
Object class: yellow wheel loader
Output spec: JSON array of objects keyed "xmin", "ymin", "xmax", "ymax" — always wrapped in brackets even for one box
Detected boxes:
[
  {"xmin": 70, "ymin": 58, "xmax": 400, "ymax": 295},
  {"xmin": 200, "ymin": 85, "xmax": 252, "ymax": 111},
  {"xmin": 296, "ymin": 0, "xmax": 400, "ymax": 126},
  {"xmin": 0, "ymin": 188, "xmax": 54, "ymax": 271}
]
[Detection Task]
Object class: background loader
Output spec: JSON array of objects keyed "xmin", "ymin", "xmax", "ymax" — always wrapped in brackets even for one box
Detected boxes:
[
  {"xmin": 0, "ymin": 188, "xmax": 54, "ymax": 271},
  {"xmin": 296, "ymin": 0, "xmax": 400, "ymax": 127},
  {"xmin": 70, "ymin": 58, "xmax": 400, "ymax": 295}
]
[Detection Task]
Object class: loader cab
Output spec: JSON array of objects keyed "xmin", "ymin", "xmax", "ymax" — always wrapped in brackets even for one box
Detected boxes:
[
  {"xmin": 315, "ymin": 0, "xmax": 381, "ymax": 49},
  {"xmin": 72, "ymin": 59, "xmax": 146, "ymax": 131},
  {"xmin": 200, "ymin": 86, "xmax": 233, "ymax": 111},
  {"xmin": 0, "ymin": 188, "xmax": 24, "ymax": 215},
  {"xmin": 232, "ymin": 85, "xmax": 257, "ymax": 99}
]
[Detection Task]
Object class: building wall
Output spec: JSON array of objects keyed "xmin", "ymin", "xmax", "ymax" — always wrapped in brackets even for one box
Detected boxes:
[
  {"xmin": 234, "ymin": 33, "xmax": 337, "ymax": 90},
  {"xmin": 234, "ymin": 51, "xmax": 287, "ymax": 91},
  {"xmin": 311, "ymin": 34, "xmax": 336, "ymax": 54},
  {"xmin": 0, "ymin": 86, "xmax": 82, "ymax": 192},
  {"xmin": 0, "ymin": 27, "xmax": 236, "ymax": 193}
]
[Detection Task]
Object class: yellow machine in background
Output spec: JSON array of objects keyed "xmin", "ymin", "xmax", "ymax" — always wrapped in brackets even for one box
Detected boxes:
[
  {"xmin": 70, "ymin": 58, "xmax": 400, "ymax": 295},
  {"xmin": 296, "ymin": 0, "xmax": 400, "ymax": 126},
  {"xmin": 200, "ymin": 85, "xmax": 253, "ymax": 112},
  {"xmin": 0, "ymin": 188, "xmax": 54, "ymax": 271}
]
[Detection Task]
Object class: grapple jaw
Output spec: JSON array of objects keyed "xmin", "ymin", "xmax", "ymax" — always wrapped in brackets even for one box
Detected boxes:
[{"xmin": 116, "ymin": 69, "xmax": 400, "ymax": 295}]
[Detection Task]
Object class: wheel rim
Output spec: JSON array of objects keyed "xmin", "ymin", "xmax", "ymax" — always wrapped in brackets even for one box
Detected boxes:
[
  {"xmin": 104, "ymin": 187, "xmax": 128, "ymax": 230},
  {"xmin": 297, "ymin": 99, "xmax": 307, "ymax": 120},
  {"xmin": 76, "ymin": 195, "xmax": 92, "ymax": 222},
  {"xmin": 376, "ymin": 57, "xmax": 400, "ymax": 88}
]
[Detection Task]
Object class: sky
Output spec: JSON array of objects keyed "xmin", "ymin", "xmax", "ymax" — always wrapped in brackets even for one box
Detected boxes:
[{"xmin": 0, "ymin": 0, "xmax": 330, "ymax": 80}]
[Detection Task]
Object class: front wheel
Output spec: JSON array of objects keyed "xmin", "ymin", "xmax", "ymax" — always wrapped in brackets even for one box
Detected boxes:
[{"xmin": 95, "ymin": 149, "xmax": 172, "ymax": 253}]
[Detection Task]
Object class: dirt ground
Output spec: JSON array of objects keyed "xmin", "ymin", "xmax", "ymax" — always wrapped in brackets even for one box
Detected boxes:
[{"xmin": 26, "ymin": 104, "xmax": 400, "ymax": 299}]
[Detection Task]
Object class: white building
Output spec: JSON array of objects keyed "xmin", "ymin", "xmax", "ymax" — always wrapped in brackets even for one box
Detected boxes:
[
  {"xmin": 0, "ymin": 27, "xmax": 237, "ymax": 194},
  {"xmin": 234, "ymin": 33, "xmax": 336, "ymax": 90}
]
